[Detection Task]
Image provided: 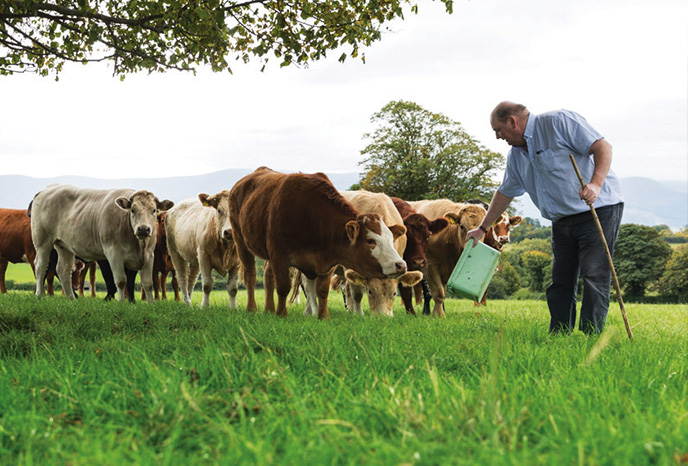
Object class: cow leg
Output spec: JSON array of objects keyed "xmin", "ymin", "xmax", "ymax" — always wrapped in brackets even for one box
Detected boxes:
[
  {"xmin": 126, "ymin": 268, "xmax": 138, "ymax": 303},
  {"xmin": 399, "ymin": 283, "xmax": 416, "ymax": 315},
  {"xmin": 302, "ymin": 276, "xmax": 318, "ymax": 316},
  {"xmin": 186, "ymin": 264, "xmax": 200, "ymax": 304},
  {"xmin": 413, "ymin": 282, "xmax": 424, "ymax": 305},
  {"xmin": 88, "ymin": 262, "xmax": 97, "ymax": 297},
  {"xmin": 263, "ymin": 261, "xmax": 276, "ymax": 314},
  {"xmin": 273, "ymin": 264, "xmax": 292, "ymax": 318},
  {"xmin": 98, "ymin": 260, "xmax": 117, "ymax": 300},
  {"xmin": 226, "ymin": 266, "xmax": 240, "ymax": 310},
  {"xmin": 160, "ymin": 270, "xmax": 168, "ymax": 300},
  {"xmin": 167, "ymin": 247, "xmax": 191, "ymax": 305},
  {"xmin": 421, "ymin": 277, "xmax": 432, "ymax": 316},
  {"xmin": 315, "ymin": 273, "xmax": 332, "ymax": 320},
  {"xmin": 137, "ymin": 258, "xmax": 152, "ymax": 304},
  {"xmin": 199, "ymin": 255, "xmax": 214, "ymax": 309},
  {"xmin": 346, "ymin": 282, "xmax": 365, "ymax": 316},
  {"xmin": 33, "ymin": 246, "xmax": 53, "ymax": 297},
  {"xmin": 78, "ymin": 263, "xmax": 88, "ymax": 297},
  {"xmin": 425, "ymin": 273, "xmax": 446, "ymax": 318},
  {"xmin": 55, "ymin": 247, "xmax": 77, "ymax": 299},
  {"xmin": 236, "ymin": 245, "xmax": 257, "ymax": 312},
  {"xmin": 171, "ymin": 272, "xmax": 180, "ymax": 301},
  {"xmin": 0, "ymin": 259, "xmax": 8, "ymax": 293}
]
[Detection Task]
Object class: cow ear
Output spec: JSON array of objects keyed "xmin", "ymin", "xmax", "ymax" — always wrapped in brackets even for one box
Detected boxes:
[
  {"xmin": 430, "ymin": 217, "xmax": 450, "ymax": 234},
  {"xmin": 388, "ymin": 224, "xmax": 406, "ymax": 240},
  {"xmin": 345, "ymin": 220, "xmax": 360, "ymax": 245},
  {"xmin": 345, "ymin": 269, "xmax": 367, "ymax": 286},
  {"xmin": 199, "ymin": 193, "xmax": 218, "ymax": 208},
  {"xmin": 157, "ymin": 199, "xmax": 174, "ymax": 211},
  {"xmin": 399, "ymin": 271, "xmax": 423, "ymax": 287},
  {"xmin": 115, "ymin": 196, "xmax": 132, "ymax": 211},
  {"xmin": 509, "ymin": 215, "xmax": 523, "ymax": 227},
  {"xmin": 444, "ymin": 213, "xmax": 460, "ymax": 224}
]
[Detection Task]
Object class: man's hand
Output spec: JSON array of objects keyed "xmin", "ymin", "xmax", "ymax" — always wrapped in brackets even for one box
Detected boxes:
[
  {"xmin": 465, "ymin": 228, "xmax": 484, "ymax": 247},
  {"xmin": 579, "ymin": 182, "xmax": 601, "ymax": 205}
]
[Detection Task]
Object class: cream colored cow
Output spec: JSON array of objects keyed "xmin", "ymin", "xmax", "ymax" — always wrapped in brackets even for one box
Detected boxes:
[{"xmin": 165, "ymin": 191, "xmax": 240, "ymax": 309}]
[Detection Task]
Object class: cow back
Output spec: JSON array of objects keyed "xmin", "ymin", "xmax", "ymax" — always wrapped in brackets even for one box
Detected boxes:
[{"xmin": 0, "ymin": 208, "xmax": 34, "ymax": 264}]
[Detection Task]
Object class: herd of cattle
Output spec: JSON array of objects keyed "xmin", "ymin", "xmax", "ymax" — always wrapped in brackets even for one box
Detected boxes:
[{"xmin": 0, "ymin": 167, "xmax": 522, "ymax": 318}]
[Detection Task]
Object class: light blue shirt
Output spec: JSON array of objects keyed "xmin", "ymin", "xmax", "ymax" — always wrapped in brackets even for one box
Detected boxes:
[{"xmin": 498, "ymin": 109, "xmax": 624, "ymax": 222}]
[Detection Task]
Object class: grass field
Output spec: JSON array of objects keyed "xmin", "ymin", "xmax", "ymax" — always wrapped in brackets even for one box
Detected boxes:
[{"xmin": 1, "ymin": 287, "xmax": 686, "ymax": 465}]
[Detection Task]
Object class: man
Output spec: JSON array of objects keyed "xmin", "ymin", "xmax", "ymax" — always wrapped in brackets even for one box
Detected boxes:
[{"xmin": 466, "ymin": 102, "xmax": 624, "ymax": 334}]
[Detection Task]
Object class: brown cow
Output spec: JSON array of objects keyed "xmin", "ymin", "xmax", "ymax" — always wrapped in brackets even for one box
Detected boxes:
[
  {"xmin": 0, "ymin": 208, "xmax": 36, "ymax": 293},
  {"xmin": 407, "ymin": 199, "xmax": 487, "ymax": 318},
  {"xmin": 390, "ymin": 197, "xmax": 450, "ymax": 315},
  {"xmin": 229, "ymin": 167, "xmax": 407, "ymax": 319},
  {"xmin": 466, "ymin": 200, "xmax": 522, "ymax": 306},
  {"xmin": 141, "ymin": 212, "xmax": 180, "ymax": 301}
]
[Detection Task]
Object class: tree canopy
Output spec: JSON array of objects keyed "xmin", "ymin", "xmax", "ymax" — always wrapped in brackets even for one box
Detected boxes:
[
  {"xmin": 0, "ymin": 0, "xmax": 453, "ymax": 78},
  {"xmin": 353, "ymin": 100, "xmax": 504, "ymax": 201},
  {"xmin": 615, "ymin": 223, "xmax": 673, "ymax": 299}
]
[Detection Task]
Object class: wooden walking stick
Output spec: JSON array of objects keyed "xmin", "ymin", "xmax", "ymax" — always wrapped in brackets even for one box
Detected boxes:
[{"xmin": 569, "ymin": 154, "xmax": 633, "ymax": 341}]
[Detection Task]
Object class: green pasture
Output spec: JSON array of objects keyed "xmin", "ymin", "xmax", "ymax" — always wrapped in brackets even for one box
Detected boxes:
[{"xmin": 1, "ymin": 287, "xmax": 686, "ymax": 465}]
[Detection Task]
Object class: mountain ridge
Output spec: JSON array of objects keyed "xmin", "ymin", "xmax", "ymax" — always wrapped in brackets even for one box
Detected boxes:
[{"xmin": 0, "ymin": 171, "xmax": 685, "ymax": 231}]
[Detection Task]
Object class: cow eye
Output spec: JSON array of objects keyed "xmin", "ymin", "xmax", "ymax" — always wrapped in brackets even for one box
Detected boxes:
[
  {"xmin": 218, "ymin": 209, "xmax": 223, "ymax": 216},
  {"xmin": 131, "ymin": 208, "xmax": 137, "ymax": 215},
  {"xmin": 366, "ymin": 239, "xmax": 376, "ymax": 246}
]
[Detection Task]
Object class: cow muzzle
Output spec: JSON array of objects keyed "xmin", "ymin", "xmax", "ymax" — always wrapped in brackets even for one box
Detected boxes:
[
  {"xmin": 136, "ymin": 226, "xmax": 152, "ymax": 238},
  {"xmin": 386, "ymin": 260, "xmax": 407, "ymax": 278}
]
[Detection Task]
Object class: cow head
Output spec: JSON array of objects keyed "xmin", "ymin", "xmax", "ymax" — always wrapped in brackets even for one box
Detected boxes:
[
  {"xmin": 199, "ymin": 190, "xmax": 232, "ymax": 241},
  {"xmin": 345, "ymin": 213, "xmax": 407, "ymax": 279},
  {"xmin": 116, "ymin": 191, "xmax": 174, "ymax": 240},
  {"xmin": 345, "ymin": 269, "xmax": 423, "ymax": 316},
  {"xmin": 402, "ymin": 213, "xmax": 450, "ymax": 270},
  {"xmin": 444, "ymin": 204, "xmax": 487, "ymax": 249},
  {"xmin": 488, "ymin": 213, "xmax": 522, "ymax": 248}
]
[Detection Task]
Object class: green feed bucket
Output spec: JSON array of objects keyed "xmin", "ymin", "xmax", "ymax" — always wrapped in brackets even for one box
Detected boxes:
[{"xmin": 447, "ymin": 240, "xmax": 501, "ymax": 302}]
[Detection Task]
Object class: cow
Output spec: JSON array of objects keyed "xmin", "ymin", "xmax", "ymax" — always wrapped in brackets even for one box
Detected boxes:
[
  {"xmin": 29, "ymin": 185, "xmax": 174, "ymax": 302},
  {"xmin": 407, "ymin": 199, "xmax": 487, "ymax": 318},
  {"xmin": 229, "ymin": 167, "xmax": 407, "ymax": 319},
  {"xmin": 390, "ymin": 197, "xmax": 450, "ymax": 315},
  {"xmin": 165, "ymin": 191, "xmax": 240, "ymax": 308},
  {"xmin": 0, "ymin": 208, "xmax": 37, "ymax": 293},
  {"xmin": 300, "ymin": 190, "xmax": 422, "ymax": 317},
  {"xmin": 465, "ymin": 199, "xmax": 522, "ymax": 305},
  {"xmin": 142, "ymin": 212, "xmax": 180, "ymax": 301}
]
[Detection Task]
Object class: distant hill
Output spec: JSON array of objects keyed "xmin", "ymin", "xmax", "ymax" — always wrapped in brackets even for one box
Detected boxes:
[
  {"xmin": 0, "ymin": 171, "xmax": 685, "ymax": 231},
  {"xmin": 0, "ymin": 169, "xmax": 361, "ymax": 211}
]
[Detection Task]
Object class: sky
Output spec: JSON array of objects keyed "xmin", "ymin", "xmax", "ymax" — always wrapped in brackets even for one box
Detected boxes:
[{"xmin": 1, "ymin": 0, "xmax": 686, "ymax": 185}]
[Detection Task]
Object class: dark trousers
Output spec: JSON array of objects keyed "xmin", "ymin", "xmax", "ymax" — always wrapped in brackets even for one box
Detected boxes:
[{"xmin": 546, "ymin": 203, "xmax": 624, "ymax": 334}]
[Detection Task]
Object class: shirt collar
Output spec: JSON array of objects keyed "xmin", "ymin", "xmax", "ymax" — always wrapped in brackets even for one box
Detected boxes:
[{"xmin": 523, "ymin": 113, "xmax": 535, "ymax": 141}]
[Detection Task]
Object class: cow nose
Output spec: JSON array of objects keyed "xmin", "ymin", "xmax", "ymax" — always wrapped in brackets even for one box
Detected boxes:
[
  {"xmin": 395, "ymin": 261, "xmax": 407, "ymax": 274},
  {"xmin": 413, "ymin": 258, "xmax": 426, "ymax": 269},
  {"xmin": 223, "ymin": 229, "xmax": 232, "ymax": 240},
  {"xmin": 137, "ymin": 226, "xmax": 151, "ymax": 237}
]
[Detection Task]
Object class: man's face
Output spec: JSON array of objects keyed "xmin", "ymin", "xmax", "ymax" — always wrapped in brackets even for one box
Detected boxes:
[{"xmin": 491, "ymin": 114, "xmax": 526, "ymax": 147}]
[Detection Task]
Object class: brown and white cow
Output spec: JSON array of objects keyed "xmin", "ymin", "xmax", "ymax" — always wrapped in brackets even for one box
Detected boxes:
[
  {"xmin": 0, "ymin": 208, "xmax": 37, "ymax": 293},
  {"xmin": 301, "ymin": 190, "xmax": 422, "ymax": 317},
  {"xmin": 390, "ymin": 197, "xmax": 450, "ymax": 315},
  {"xmin": 407, "ymin": 199, "xmax": 487, "ymax": 318},
  {"xmin": 30, "ymin": 185, "xmax": 174, "ymax": 302},
  {"xmin": 229, "ymin": 167, "xmax": 407, "ymax": 319},
  {"xmin": 165, "ymin": 191, "xmax": 240, "ymax": 309}
]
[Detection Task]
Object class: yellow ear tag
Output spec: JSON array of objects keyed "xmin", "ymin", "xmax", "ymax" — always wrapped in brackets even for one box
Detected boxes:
[
  {"xmin": 446, "ymin": 216, "xmax": 456, "ymax": 224},
  {"xmin": 355, "ymin": 277, "xmax": 364, "ymax": 285}
]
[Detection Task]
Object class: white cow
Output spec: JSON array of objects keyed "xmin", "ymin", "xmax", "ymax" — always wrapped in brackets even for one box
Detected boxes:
[
  {"xmin": 165, "ymin": 191, "xmax": 240, "ymax": 309},
  {"xmin": 30, "ymin": 184, "xmax": 174, "ymax": 302}
]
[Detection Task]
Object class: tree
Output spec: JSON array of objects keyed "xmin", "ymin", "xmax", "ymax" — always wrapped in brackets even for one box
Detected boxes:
[
  {"xmin": 353, "ymin": 100, "xmax": 505, "ymax": 201},
  {"xmin": 659, "ymin": 245, "xmax": 688, "ymax": 302},
  {"xmin": 0, "ymin": 0, "xmax": 453, "ymax": 78},
  {"xmin": 614, "ymin": 223, "xmax": 673, "ymax": 300},
  {"xmin": 509, "ymin": 217, "xmax": 552, "ymax": 243},
  {"xmin": 521, "ymin": 250, "xmax": 551, "ymax": 292}
]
